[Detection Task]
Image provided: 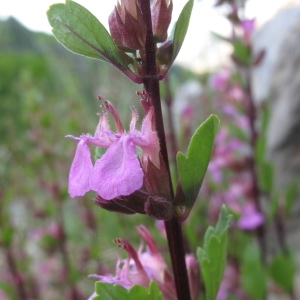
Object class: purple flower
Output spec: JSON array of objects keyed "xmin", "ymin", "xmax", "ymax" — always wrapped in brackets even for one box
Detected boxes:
[
  {"xmin": 89, "ymin": 225, "xmax": 176, "ymax": 300},
  {"xmin": 210, "ymin": 69, "xmax": 230, "ymax": 92},
  {"xmin": 67, "ymin": 101, "xmax": 159, "ymax": 200},
  {"xmin": 241, "ymin": 18, "xmax": 255, "ymax": 44},
  {"xmin": 237, "ymin": 203, "xmax": 264, "ymax": 230},
  {"xmin": 89, "ymin": 225, "xmax": 200, "ymax": 300}
]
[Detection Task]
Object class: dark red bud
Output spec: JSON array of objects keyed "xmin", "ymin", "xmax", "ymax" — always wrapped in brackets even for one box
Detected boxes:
[
  {"xmin": 151, "ymin": 0, "xmax": 173, "ymax": 43},
  {"xmin": 109, "ymin": 2, "xmax": 146, "ymax": 50}
]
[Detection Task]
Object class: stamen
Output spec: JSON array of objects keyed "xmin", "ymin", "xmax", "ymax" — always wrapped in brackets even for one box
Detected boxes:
[
  {"xmin": 101, "ymin": 100, "xmax": 125, "ymax": 133},
  {"xmin": 130, "ymin": 107, "xmax": 138, "ymax": 132},
  {"xmin": 113, "ymin": 238, "xmax": 144, "ymax": 271},
  {"xmin": 137, "ymin": 89, "xmax": 153, "ymax": 113}
]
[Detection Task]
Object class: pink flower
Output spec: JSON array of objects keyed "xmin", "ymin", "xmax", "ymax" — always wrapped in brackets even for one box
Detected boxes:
[
  {"xmin": 67, "ymin": 101, "xmax": 159, "ymax": 200},
  {"xmin": 241, "ymin": 18, "xmax": 255, "ymax": 44},
  {"xmin": 210, "ymin": 69, "xmax": 230, "ymax": 92},
  {"xmin": 237, "ymin": 203, "xmax": 264, "ymax": 230},
  {"xmin": 90, "ymin": 225, "xmax": 176, "ymax": 300},
  {"xmin": 89, "ymin": 225, "xmax": 200, "ymax": 300}
]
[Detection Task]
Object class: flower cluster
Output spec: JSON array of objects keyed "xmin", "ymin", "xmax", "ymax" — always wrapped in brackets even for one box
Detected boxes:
[
  {"xmin": 109, "ymin": 0, "xmax": 173, "ymax": 50},
  {"xmin": 67, "ymin": 98, "xmax": 159, "ymax": 201},
  {"xmin": 88, "ymin": 225, "xmax": 200, "ymax": 300}
]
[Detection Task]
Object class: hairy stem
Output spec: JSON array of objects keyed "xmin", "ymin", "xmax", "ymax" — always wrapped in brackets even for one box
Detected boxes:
[
  {"xmin": 139, "ymin": 1, "xmax": 191, "ymax": 299},
  {"xmin": 164, "ymin": 76, "xmax": 179, "ymax": 178}
]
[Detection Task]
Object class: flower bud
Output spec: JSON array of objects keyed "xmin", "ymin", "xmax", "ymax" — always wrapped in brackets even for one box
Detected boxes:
[
  {"xmin": 185, "ymin": 254, "xmax": 200, "ymax": 300},
  {"xmin": 144, "ymin": 196, "xmax": 173, "ymax": 220},
  {"xmin": 109, "ymin": 0, "xmax": 146, "ymax": 50},
  {"xmin": 151, "ymin": 0, "xmax": 173, "ymax": 42}
]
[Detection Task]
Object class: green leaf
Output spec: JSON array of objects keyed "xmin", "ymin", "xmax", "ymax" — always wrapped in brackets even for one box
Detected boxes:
[
  {"xmin": 47, "ymin": 1, "xmax": 132, "ymax": 70},
  {"xmin": 269, "ymin": 251, "xmax": 296, "ymax": 292},
  {"xmin": 240, "ymin": 245, "xmax": 266, "ymax": 299},
  {"xmin": 1, "ymin": 226, "xmax": 14, "ymax": 247},
  {"xmin": 258, "ymin": 161, "xmax": 274, "ymax": 194},
  {"xmin": 268, "ymin": 193, "xmax": 279, "ymax": 221},
  {"xmin": 0, "ymin": 281, "xmax": 15, "ymax": 298},
  {"xmin": 285, "ymin": 181, "xmax": 297, "ymax": 216},
  {"xmin": 255, "ymin": 105, "xmax": 270, "ymax": 163},
  {"xmin": 211, "ymin": 31, "xmax": 231, "ymax": 43},
  {"xmin": 197, "ymin": 205, "xmax": 232, "ymax": 300},
  {"xmin": 170, "ymin": 0, "xmax": 193, "ymax": 64},
  {"xmin": 94, "ymin": 281, "xmax": 163, "ymax": 300},
  {"xmin": 176, "ymin": 114, "xmax": 219, "ymax": 220},
  {"xmin": 232, "ymin": 40, "xmax": 251, "ymax": 65}
]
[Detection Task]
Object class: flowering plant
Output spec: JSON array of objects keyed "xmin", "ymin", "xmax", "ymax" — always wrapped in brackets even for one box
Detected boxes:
[{"xmin": 45, "ymin": 0, "xmax": 232, "ymax": 299}]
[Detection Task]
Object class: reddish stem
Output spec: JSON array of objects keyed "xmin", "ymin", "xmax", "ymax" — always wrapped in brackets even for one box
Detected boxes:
[{"xmin": 139, "ymin": 1, "xmax": 191, "ymax": 299}]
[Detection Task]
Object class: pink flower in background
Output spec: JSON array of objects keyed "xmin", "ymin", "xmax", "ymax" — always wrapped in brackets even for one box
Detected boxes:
[
  {"xmin": 241, "ymin": 18, "xmax": 255, "ymax": 44},
  {"xmin": 237, "ymin": 203, "xmax": 264, "ymax": 230},
  {"xmin": 210, "ymin": 69, "xmax": 230, "ymax": 92},
  {"xmin": 67, "ymin": 101, "xmax": 159, "ymax": 200}
]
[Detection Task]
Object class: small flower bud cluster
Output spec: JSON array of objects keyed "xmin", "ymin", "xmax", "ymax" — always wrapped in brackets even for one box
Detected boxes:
[
  {"xmin": 108, "ymin": 0, "xmax": 174, "ymax": 81},
  {"xmin": 109, "ymin": 0, "xmax": 172, "ymax": 50}
]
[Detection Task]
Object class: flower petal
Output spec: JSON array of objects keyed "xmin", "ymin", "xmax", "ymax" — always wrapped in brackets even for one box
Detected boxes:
[
  {"xmin": 68, "ymin": 140, "xmax": 93, "ymax": 198},
  {"xmin": 89, "ymin": 136, "xmax": 143, "ymax": 200}
]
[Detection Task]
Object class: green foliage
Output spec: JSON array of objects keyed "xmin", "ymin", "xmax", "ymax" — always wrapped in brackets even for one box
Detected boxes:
[
  {"xmin": 255, "ymin": 105, "xmax": 270, "ymax": 163},
  {"xmin": 1, "ymin": 226, "xmax": 14, "ymax": 247},
  {"xmin": 240, "ymin": 245, "xmax": 266, "ymax": 299},
  {"xmin": 269, "ymin": 251, "xmax": 296, "ymax": 292},
  {"xmin": 284, "ymin": 181, "xmax": 298, "ymax": 216},
  {"xmin": 258, "ymin": 161, "xmax": 274, "ymax": 194},
  {"xmin": 231, "ymin": 40, "xmax": 251, "ymax": 65},
  {"xmin": 197, "ymin": 205, "xmax": 232, "ymax": 300},
  {"xmin": 47, "ymin": 1, "xmax": 132, "ymax": 71},
  {"xmin": 169, "ymin": 0, "xmax": 194, "ymax": 65},
  {"xmin": 93, "ymin": 281, "xmax": 163, "ymax": 300},
  {"xmin": 176, "ymin": 114, "xmax": 220, "ymax": 221}
]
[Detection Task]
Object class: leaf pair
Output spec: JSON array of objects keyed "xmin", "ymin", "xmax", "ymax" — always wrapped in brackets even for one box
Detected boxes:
[{"xmin": 46, "ymin": 0, "xmax": 194, "ymax": 82}]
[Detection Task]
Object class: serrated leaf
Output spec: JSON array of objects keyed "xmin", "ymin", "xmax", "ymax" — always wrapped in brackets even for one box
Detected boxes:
[
  {"xmin": 170, "ymin": 0, "xmax": 193, "ymax": 64},
  {"xmin": 197, "ymin": 205, "xmax": 232, "ymax": 300},
  {"xmin": 241, "ymin": 245, "xmax": 266, "ymax": 299},
  {"xmin": 269, "ymin": 251, "xmax": 296, "ymax": 292},
  {"xmin": 94, "ymin": 281, "xmax": 163, "ymax": 300},
  {"xmin": 176, "ymin": 114, "xmax": 219, "ymax": 220},
  {"xmin": 47, "ymin": 1, "xmax": 133, "ymax": 73}
]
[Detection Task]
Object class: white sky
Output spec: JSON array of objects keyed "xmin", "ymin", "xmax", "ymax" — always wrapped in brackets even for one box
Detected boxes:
[{"xmin": 1, "ymin": 0, "xmax": 300, "ymax": 70}]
